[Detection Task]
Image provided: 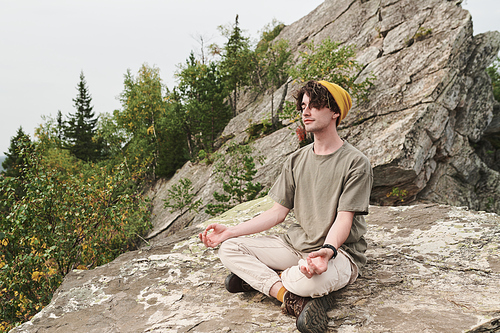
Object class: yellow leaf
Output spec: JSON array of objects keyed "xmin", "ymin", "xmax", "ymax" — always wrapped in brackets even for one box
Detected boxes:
[
  {"xmin": 147, "ymin": 125, "xmax": 154, "ymax": 135},
  {"xmin": 31, "ymin": 271, "xmax": 43, "ymax": 282}
]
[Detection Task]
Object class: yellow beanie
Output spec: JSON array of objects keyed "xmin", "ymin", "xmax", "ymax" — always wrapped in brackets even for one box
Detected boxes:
[{"xmin": 318, "ymin": 80, "xmax": 352, "ymax": 122}]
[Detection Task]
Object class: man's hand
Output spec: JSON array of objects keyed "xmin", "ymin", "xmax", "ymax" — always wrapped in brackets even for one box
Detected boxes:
[
  {"xmin": 299, "ymin": 248, "xmax": 332, "ymax": 278},
  {"xmin": 199, "ymin": 223, "xmax": 231, "ymax": 248}
]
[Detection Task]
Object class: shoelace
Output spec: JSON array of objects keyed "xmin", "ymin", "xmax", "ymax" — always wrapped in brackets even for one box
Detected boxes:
[{"xmin": 283, "ymin": 293, "xmax": 310, "ymax": 317}]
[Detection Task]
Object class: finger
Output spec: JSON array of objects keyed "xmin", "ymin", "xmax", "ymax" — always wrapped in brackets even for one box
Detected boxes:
[
  {"xmin": 306, "ymin": 257, "xmax": 321, "ymax": 275},
  {"xmin": 300, "ymin": 265, "xmax": 312, "ymax": 278},
  {"xmin": 308, "ymin": 251, "xmax": 320, "ymax": 259},
  {"xmin": 205, "ymin": 224, "xmax": 216, "ymax": 232},
  {"xmin": 202, "ymin": 234, "xmax": 210, "ymax": 248},
  {"xmin": 307, "ymin": 256, "xmax": 314, "ymax": 266}
]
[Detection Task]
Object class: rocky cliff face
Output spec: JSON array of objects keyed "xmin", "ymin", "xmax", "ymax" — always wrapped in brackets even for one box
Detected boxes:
[
  {"xmin": 278, "ymin": 0, "xmax": 500, "ymax": 211},
  {"xmin": 10, "ymin": 0, "xmax": 500, "ymax": 332},
  {"xmin": 146, "ymin": 0, "xmax": 500, "ymax": 241}
]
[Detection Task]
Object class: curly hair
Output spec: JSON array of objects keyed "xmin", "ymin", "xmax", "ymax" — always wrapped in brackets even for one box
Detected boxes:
[{"xmin": 294, "ymin": 80, "xmax": 341, "ymax": 126}]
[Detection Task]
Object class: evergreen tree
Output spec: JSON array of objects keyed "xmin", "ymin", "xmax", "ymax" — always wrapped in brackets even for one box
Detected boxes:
[
  {"xmin": 56, "ymin": 110, "xmax": 64, "ymax": 143},
  {"xmin": 64, "ymin": 71, "xmax": 103, "ymax": 162},
  {"xmin": 1, "ymin": 127, "xmax": 33, "ymax": 201},
  {"xmin": 156, "ymin": 92, "xmax": 190, "ymax": 178},
  {"xmin": 2, "ymin": 127, "xmax": 32, "ymax": 178},
  {"xmin": 219, "ymin": 15, "xmax": 254, "ymax": 116},
  {"xmin": 177, "ymin": 52, "xmax": 232, "ymax": 157},
  {"xmin": 256, "ymin": 38, "xmax": 292, "ymax": 128},
  {"xmin": 205, "ymin": 143, "xmax": 265, "ymax": 216}
]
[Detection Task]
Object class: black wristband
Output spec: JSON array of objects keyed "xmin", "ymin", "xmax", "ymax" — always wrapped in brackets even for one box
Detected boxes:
[{"xmin": 321, "ymin": 244, "xmax": 338, "ymax": 260}]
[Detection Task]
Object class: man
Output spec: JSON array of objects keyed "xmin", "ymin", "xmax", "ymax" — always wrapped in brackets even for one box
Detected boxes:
[{"xmin": 199, "ymin": 80, "xmax": 373, "ymax": 333}]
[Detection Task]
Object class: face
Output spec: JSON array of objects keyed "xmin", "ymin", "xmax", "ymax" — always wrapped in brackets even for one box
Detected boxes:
[{"xmin": 301, "ymin": 93, "xmax": 338, "ymax": 133}]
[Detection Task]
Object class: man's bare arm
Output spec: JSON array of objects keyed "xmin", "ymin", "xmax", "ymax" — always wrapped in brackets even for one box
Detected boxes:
[
  {"xmin": 300, "ymin": 211, "xmax": 354, "ymax": 278},
  {"xmin": 199, "ymin": 202, "xmax": 290, "ymax": 248}
]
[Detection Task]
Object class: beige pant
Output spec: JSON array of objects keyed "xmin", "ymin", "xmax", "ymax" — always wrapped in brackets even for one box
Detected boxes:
[{"xmin": 218, "ymin": 235, "xmax": 357, "ymax": 298}]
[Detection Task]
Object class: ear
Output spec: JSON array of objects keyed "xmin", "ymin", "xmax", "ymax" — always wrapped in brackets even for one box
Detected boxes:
[{"xmin": 332, "ymin": 111, "xmax": 340, "ymax": 120}]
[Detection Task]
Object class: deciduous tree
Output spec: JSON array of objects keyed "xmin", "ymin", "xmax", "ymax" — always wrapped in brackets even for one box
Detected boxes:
[{"xmin": 0, "ymin": 140, "xmax": 150, "ymax": 331}]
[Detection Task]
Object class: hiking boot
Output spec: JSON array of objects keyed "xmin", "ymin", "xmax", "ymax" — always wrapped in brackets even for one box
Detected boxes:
[
  {"xmin": 224, "ymin": 273, "xmax": 254, "ymax": 293},
  {"xmin": 282, "ymin": 292, "xmax": 334, "ymax": 333}
]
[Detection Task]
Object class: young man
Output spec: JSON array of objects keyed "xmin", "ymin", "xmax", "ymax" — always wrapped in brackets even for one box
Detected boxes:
[{"xmin": 199, "ymin": 80, "xmax": 373, "ymax": 333}]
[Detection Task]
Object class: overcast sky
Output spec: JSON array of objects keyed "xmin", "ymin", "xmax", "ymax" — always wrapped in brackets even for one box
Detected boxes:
[{"xmin": 1, "ymin": 0, "xmax": 498, "ymax": 156}]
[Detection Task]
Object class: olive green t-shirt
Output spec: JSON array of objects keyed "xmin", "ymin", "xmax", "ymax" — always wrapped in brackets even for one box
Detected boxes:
[{"xmin": 268, "ymin": 141, "xmax": 373, "ymax": 269}]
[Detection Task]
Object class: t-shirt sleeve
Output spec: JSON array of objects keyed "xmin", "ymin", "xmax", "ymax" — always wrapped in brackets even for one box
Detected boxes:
[
  {"xmin": 337, "ymin": 157, "xmax": 373, "ymax": 214},
  {"xmin": 268, "ymin": 157, "xmax": 295, "ymax": 209}
]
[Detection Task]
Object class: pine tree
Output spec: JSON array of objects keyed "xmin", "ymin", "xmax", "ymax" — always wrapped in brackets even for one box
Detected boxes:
[
  {"xmin": 219, "ymin": 15, "xmax": 254, "ymax": 116},
  {"xmin": 2, "ymin": 127, "xmax": 32, "ymax": 178},
  {"xmin": 177, "ymin": 52, "xmax": 232, "ymax": 157},
  {"xmin": 1, "ymin": 127, "xmax": 33, "ymax": 200},
  {"xmin": 64, "ymin": 71, "xmax": 102, "ymax": 162}
]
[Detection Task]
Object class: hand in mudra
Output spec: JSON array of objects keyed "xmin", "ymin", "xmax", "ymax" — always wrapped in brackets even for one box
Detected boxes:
[
  {"xmin": 299, "ymin": 248, "xmax": 331, "ymax": 278},
  {"xmin": 199, "ymin": 223, "xmax": 230, "ymax": 248}
]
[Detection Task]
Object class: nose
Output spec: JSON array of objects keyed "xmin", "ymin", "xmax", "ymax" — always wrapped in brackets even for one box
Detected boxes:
[{"xmin": 302, "ymin": 104, "xmax": 311, "ymax": 116}]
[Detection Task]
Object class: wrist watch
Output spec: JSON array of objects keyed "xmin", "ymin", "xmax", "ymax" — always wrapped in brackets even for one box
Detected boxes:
[{"xmin": 321, "ymin": 244, "xmax": 338, "ymax": 260}]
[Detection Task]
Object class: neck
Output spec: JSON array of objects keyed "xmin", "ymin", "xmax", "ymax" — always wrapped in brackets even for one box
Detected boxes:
[{"xmin": 312, "ymin": 127, "xmax": 343, "ymax": 155}]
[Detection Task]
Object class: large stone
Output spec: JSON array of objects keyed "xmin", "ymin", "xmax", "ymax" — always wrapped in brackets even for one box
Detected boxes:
[{"xmin": 11, "ymin": 198, "xmax": 500, "ymax": 332}]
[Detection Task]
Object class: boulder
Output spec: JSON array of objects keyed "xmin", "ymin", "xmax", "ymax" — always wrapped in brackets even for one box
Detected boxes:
[{"xmin": 11, "ymin": 198, "xmax": 500, "ymax": 332}]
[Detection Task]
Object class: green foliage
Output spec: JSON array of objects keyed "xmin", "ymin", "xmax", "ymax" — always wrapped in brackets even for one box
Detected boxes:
[
  {"xmin": 176, "ymin": 52, "xmax": 232, "ymax": 157},
  {"xmin": 115, "ymin": 64, "xmax": 189, "ymax": 178},
  {"xmin": 155, "ymin": 97, "xmax": 191, "ymax": 177},
  {"xmin": 2, "ymin": 127, "xmax": 32, "ymax": 179},
  {"xmin": 255, "ymin": 38, "xmax": 293, "ymax": 128},
  {"xmin": 205, "ymin": 143, "xmax": 265, "ymax": 216},
  {"xmin": 487, "ymin": 56, "xmax": 500, "ymax": 102},
  {"xmin": 288, "ymin": 38, "xmax": 375, "ymax": 102},
  {"xmin": 251, "ymin": 21, "xmax": 292, "ymax": 129},
  {"xmin": 245, "ymin": 115, "xmax": 277, "ymax": 141},
  {"xmin": 413, "ymin": 26, "xmax": 433, "ymax": 42},
  {"xmin": 116, "ymin": 64, "xmax": 164, "ymax": 177},
  {"xmin": 386, "ymin": 187, "xmax": 409, "ymax": 202},
  {"xmin": 280, "ymin": 101, "xmax": 302, "ymax": 123},
  {"xmin": 197, "ymin": 149, "xmax": 215, "ymax": 165},
  {"xmin": 218, "ymin": 15, "xmax": 254, "ymax": 116},
  {"xmin": 255, "ymin": 19, "xmax": 286, "ymax": 54},
  {"xmin": 0, "ymin": 140, "xmax": 151, "ymax": 330},
  {"xmin": 63, "ymin": 71, "xmax": 104, "ymax": 162},
  {"xmin": 163, "ymin": 178, "xmax": 202, "ymax": 215}
]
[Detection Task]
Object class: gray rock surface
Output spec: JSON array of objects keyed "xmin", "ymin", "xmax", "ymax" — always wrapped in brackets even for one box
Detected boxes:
[{"xmin": 11, "ymin": 198, "xmax": 500, "ymax": 332}]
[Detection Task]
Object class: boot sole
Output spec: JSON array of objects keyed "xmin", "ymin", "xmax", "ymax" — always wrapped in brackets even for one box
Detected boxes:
[{"xmin": 296, "ymin": 294, "xmax": 334, "ymax": 333}]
